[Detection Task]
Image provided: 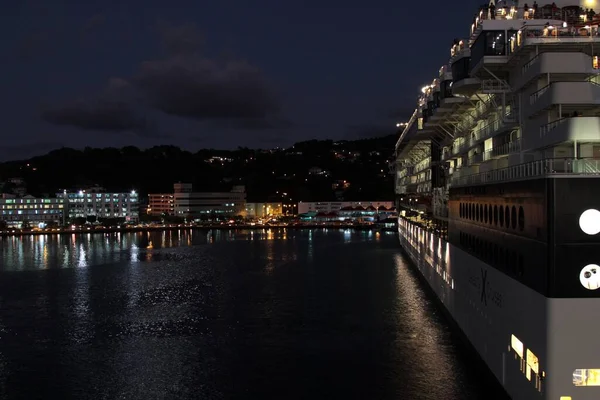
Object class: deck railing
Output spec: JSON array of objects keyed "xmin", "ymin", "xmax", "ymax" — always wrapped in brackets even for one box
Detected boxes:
[{"xmin": 451, "ymin": 158, "xmax": 600, "ymax": 187}]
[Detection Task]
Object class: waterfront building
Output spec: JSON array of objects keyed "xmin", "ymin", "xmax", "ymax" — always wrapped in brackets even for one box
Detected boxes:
[
  {"xmin": 147, "ymin": 194, "xmax": 175, "ymax": 216},
  {"xmin": 0, "ymin": 194, "xmax": 64, "ymax": 227},
  {"xmin": 173, "ymin": 183, "xmax": 246, "ymax": 218},
  {"xmin": 58, "ymin": 187, "xmax": 139, "ymax": 222},
  {"xmin": 394, "ymin": 2, "xmax": 600, "ymax": 399},
  {"xmin": 297, "ymin": 201, "xmax": 393, "ymax": 215},
  {"xmin": 245, "ymin": 202, "xmax": 283, "ymax": 218}
]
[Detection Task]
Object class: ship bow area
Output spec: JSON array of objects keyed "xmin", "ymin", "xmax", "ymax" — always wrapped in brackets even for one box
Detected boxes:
[{"xmin": 545, "ymin": 178, "xmax": 600, "ymax": 400}]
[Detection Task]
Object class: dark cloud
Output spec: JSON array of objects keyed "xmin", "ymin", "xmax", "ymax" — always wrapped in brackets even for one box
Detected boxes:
[
  {"xmin": 40, "ymin": 78, "xmax": 163, "ymax": 137},
  {"xmin": 132, "ymin": 55, "xmax": 282, "ymax": 125},
  {"xmin": 41, "ymin": 100, "xmax": 144, "ymax": 131},
  {"xmin": 41, "ymin": 22, "xmax": 287, "ymax": 136}
]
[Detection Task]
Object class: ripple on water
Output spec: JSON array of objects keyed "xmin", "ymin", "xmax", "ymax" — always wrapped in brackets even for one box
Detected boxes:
[{"xmin": 0, "ymin": 230, "xmax": 507, "ymax": 400}]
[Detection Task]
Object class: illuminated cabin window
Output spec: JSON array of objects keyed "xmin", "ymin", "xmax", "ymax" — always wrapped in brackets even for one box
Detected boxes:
[
  {"xmin": 511, "ymin": 334, "xmax": 524, "ymax": 358},
  {"xmin": 527, "ymin": 349, "xmax": 539, "ymax": 374},
  {"xmin": 594, "ymin": 55, "xmax": 599, "ymax": 69},
  {"xmin": 573, "ymin": 369, "xmax": 600, "ymax": 386},
  {"xmin": 560, "ymin": 397, "xmax": 572, "ymax": 400}
]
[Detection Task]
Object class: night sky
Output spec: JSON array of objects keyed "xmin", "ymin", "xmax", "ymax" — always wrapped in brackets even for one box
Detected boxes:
[{"xmin": 1, "ymin": 0, "xmax": 482, "ymax": 160}]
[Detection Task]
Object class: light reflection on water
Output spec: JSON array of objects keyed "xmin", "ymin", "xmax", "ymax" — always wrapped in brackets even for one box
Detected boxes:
[{"xmin": 0, "ymin": 229, "xmax": 505, "ymax": 399}]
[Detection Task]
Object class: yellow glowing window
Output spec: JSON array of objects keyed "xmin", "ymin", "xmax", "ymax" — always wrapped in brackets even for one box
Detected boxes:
[
  {"xmin": 573, "ymin": 369, "xmax": 600, "ymax": 386},
  {"xmin": 511, "ymin": 334, "xmax": 524, "ymax": 358},
  {"xmin": 526, "ymin": 349, "xmax": 539, "ymax": 374},
  {"xmin": 594, "ymin": 56, "xmax": 599, "ymax": 69},
  {"xmin": 559, "ymin": 397, "xmax": 571, "ymax": 400}
]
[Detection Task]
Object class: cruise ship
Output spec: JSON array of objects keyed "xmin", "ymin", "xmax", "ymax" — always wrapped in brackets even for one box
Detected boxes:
[{"xmin": 394, "ymin": 1, "xmax": 600, "ymax": 399}]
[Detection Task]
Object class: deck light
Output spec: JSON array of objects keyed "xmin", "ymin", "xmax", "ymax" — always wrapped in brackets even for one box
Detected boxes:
[{"xmin": 579, "ymin": 209, "xmax": 600, "ymax": 235}]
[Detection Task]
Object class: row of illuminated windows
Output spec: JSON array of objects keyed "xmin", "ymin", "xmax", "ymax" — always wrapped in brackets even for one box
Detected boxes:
[
  {"xmin": 66, "ymin": 194, "xmax": 137, "ymax": 198},
  {"xmin": 68, "ymin": 209, "xmax": 131, "ymax": 213},
  {"xmin": 1, "ymin": 210, "xmax": 61, "ymax": 215},
  {"xmin": 459, "ymin": 231, "xmax": 525, "ymax": 279},
  {"xmin": 2, "ymin": 199, "xmax": 57, "ymax": 204},
  {"xmin": 459, "ymin": 202, "xmax": 525, "ymax": 231},
  {"xmin": 67, "ymin": 199, "xmax": 137, "ymax": 203},
  {"xmin": 0, "ymin": 204, "xmax": 63, "ymax": 210},
  {"xmin": 1, "ymin": 214, "xmax": 60, "ymax": 220}
]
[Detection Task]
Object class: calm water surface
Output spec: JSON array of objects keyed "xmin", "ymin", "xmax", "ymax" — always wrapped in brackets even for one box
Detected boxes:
[{"xmin": 0, "ymin": 229, "xmax": 507, "ymax": 399}]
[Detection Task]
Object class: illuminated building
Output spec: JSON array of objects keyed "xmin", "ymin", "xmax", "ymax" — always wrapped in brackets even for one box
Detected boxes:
[
  {"xmin": 59, "ymin": 187, "xmax": 139, "ymax": 222},
  {"xmin": 173, "ymin": 183, "xmax": 246, "ymax": 218},
  {"xmin": 147, "ymin": 194, "xmax": 175, "ymax": 216},
  {"xmin": 245, "ymin": 202, "xmax": 283, "ymax": 218},
  {"xmin": 297, "ymin": 201, "xmax": 394, "ymax": 215},
  {"xmin": 0, "ymin": 194, "xmax": 64, "ymax": 227}
]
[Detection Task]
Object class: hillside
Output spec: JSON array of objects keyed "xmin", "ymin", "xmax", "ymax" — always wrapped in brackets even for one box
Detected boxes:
[{"xmin": 0, "ymin": 135, "xmax": 397, "ymax": 202}]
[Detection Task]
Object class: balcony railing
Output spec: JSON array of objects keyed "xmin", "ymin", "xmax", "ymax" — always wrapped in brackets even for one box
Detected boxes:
[
  {"xmin": 483, "ymin": 139, "xmax": 522, "ymax": 160},
  {"xmin": 540, "ymin": 118, "xmax": 570, "ymax": 138},
  {"xmin": 509, "ymin": 26, "xmax": 600, "ymax": 56},
  {"xmin": 529, "ymin": 84, "xmax": 550, "ymax": 105},
  {"xmin": 414, "ymin": 159, "xmax": 431, "ymax": 174},
  {"xmin": 521, "ymin": 53, "xmax": 540, "ymax": 75},
  {"xmin": 451, "ymin": 158, "xmax": 600, "ymax": 187},
  {"xmin": 468, "ymin": 152, "xmax": 484, "ymax": 165}
]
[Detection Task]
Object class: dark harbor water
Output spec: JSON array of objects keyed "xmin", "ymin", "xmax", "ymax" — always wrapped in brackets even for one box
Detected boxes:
[{"xmin": 0, "ymin": 229, "xmax": 507, "ymax": 399}]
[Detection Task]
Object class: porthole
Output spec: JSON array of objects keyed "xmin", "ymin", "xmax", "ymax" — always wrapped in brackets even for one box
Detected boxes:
[
  {"xmin": 518, "ymin": 206, "xmax": 525, "ymax": 231},
  {"xmin": 580, "ymin": 264, "xmax": 600, "ymax": 290},
  {"xmin": 505, "ymin": 206, "xmax": 510, "ymax": 228},
  {"xmin": 494, "ymin": 205, "xmax": 498, "ymax": 226},
  {"xmin": 511, "ymin": 206, "xmax": 517, "ymax": 230}
]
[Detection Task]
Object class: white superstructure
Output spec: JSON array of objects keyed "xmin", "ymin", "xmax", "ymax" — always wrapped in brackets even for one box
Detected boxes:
[{"xmin": 395, "ymin": 2, "xmax": 600, "ymax": 399}]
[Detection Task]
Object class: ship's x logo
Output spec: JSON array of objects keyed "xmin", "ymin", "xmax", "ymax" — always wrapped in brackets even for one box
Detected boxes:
[{"xmin": 480, "ymin": 269, "xmax": 488, "ymax": 305}]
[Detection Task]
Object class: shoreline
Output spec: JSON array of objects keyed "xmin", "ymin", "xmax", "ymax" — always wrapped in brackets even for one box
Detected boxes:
[{"xmin": 0, "ymin": 224, "xmax": 397, "ymax": 237}]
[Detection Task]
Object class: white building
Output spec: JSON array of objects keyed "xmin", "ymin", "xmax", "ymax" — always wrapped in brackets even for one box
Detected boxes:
[
  {"xmin": 59, "ymin": 188, "xmax": 139, "ymax": 222},
  {"xmin": 297, "ymin": 201, "xmax": 394, "ymax": 215},
  {"xmin": 0, "ymin": 195, "xmax": 64, "ymax": 227}
]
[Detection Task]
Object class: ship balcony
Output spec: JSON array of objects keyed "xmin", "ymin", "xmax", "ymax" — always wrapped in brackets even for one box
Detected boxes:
[
  {"xmin": 468, "ymin": 152, "xmax": 484, "ymax": 165},
  {"xmin": 513, "ymin": 52, "xmax": 595, "ymax": 91},
  {"xmin": 450, "ymin": 77, "xmax": 480, "ymax": 96},
  {"xmin": 416, "ymin": 181, "xmax": 432, "ymax": 193},
  {"xmin": 528, "ymin": 116, "xmax": 600, "ymax": 151},
  {"xmin": 527, "ymin": 81, "xmax": 600, "ymax": 117},
  {"xmin": 483, "ymin": 139, "xmax": 521, "ymax": 161},
  {"xmin": 450, "ymin": 157, "xmax": 600, "ymax": 187},
  {"xmin": 414, "ymin": 161, "xmax": 431, "ymax": 174},
  {"xmin": 508, "ymin": 26, "xmax": 600, "ymax": 64},
  {"xmin": 469, "ymin": 55, "xmax": 509, "ymax": 78},
  {"xmin": 447, "ymin": 116, "xmax": 519, "ymax": 159},
  {"xmin": 396, "ymin": 183, "xmax": 418, "ymax": 195},
  {"xmin": 438, "ymin": 96, "xmax": 464, "ymax": 112}
]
